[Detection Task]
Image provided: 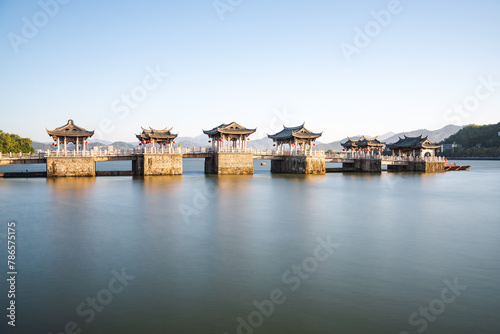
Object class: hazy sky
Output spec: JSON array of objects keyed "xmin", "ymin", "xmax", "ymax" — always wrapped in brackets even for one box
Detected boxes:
[{"xmin": 1, "ymin": 0, "xmax": 499, "ymax": 143}]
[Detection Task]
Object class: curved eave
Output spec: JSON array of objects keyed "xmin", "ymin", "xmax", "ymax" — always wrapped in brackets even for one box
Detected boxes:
[
  {"xmin": 203, "ymin": 129, "xmax": 219, "ymax": 135},
  {"xmin": 205, "ymin": 129, "xmax": 256, "ymax": 135},
  {"xmin": 387, "ymin": 144, "xmax": 440, "ymax": 149},
  {"xmin": 148, "ymin": 135, "xmax": 178, "ymax": 139},
  {"xmin": 293, "ymin": 133, "xmax": 322, "ymax": 139},
  {"xmin": 268, "ymin": 134, "xmax": 293, "ymax": 140},
  {"xmin": 268, "ymin": 129, "xmax": 290, "ymax": 138},
  {"xmin": 46, "ymin": 130, "xmax": 94, "ymax": 137},
  {"xmin": 283, "ymin": 122, "xmax": 306, "ymax": 131},
  {"xmin": 219, "ymin": 129, "xmax": 256, "ymax": 135},
  {"xmin": 149, "ymin": 127, "xmax": 173, "ymax": 133}
]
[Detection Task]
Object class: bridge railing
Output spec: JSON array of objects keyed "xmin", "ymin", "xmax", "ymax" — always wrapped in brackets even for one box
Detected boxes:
[
  {"xmin": 249, "ymin": 149, "xmax": 326, "ymax": 156},
  {"xmin": 37, "ymin": 149, "xmax": 143, "ymax": 157},
  {"xmin": 1, "ymin": 149, "xmax": 447, "ymax": 162},
  {"xmin": 323, "ymin": 152, "xmax": 446, "ymax": 163},
  {"xmin": 206, "ymin": 147, "xmax": 253, "ymax": 153},
  {"xmin": 325, "ymin": 152, "xmax": 380, "ymax": 159},
  {"xmin": 381, "ymin": 155, "xmax": 446, "ymax": 163},
  {"xmin": 0, "ymin": 152, "xmax": 46, "ymax": 160}
]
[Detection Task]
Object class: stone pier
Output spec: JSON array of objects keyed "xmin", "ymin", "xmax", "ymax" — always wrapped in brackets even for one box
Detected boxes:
[
  {"xmin": 46, "ymin": 157, "xmax": 96, "ymax": 177},
  {"xmin": 409, "ymin": 161, "xmax": 445, "ymax": 172},
  {"xmin": 133, "ymin": 154, "xmax": 182, "ymax": 176},
  {"xmin": 271, "ymin": 156, "xmax": 325, "ymax": 174},
  {"xmin": 342, "ymin": 158, "xmax": 381, "ymax": 172},
  {"xmin": 387, "ymin": 161, "xmax": 445, "ymax": 172},
  {"xmin": 204, "ymin": 153, "xmax": 254, "ymax": 175}
]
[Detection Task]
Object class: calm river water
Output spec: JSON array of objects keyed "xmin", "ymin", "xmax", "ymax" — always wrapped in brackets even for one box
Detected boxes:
[{"xmin": 0, "ymin": 160, "xmax": 499, "ymax": 334}]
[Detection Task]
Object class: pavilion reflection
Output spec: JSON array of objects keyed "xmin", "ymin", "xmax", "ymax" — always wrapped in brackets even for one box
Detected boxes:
[{"xmin": 46, "ymin": 177, "xmax": 96, "ymax": 199}]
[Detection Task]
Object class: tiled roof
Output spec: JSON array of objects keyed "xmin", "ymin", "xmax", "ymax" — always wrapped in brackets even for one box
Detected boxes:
[
  {"xmin": 203, "ymin": 122, "xmax": 256, "ymax": 135},
  {"xmin": 268, "ymin": 123, "xmax": 322, "ymax": 140}
]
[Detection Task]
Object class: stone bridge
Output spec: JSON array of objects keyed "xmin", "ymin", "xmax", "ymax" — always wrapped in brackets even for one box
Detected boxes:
[{"xmin": 0, "ymin": 149, "xmax": 446, "ymax": 177}]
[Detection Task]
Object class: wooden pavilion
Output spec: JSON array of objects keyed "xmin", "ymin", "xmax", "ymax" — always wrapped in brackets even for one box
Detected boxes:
[
  {"xmin": 268, "ymin": 123, "xmax": 322, "ymax": 151},
  {"xmin": 387, "ymin": 135, "xmax": 440, "ymax": 157},
  {"xmin": 136, "ymin": 127, "xmax": 178, "ymax": 148},
  {"xmin": 46, "ymin": 119, "xmax": 94, "ymax": 152},
  {"xmin": 203, "ymin": 122, "xmax": 256, "ymax": 151},
  {"xmin": 341, "ymin": 136, "xmax": 385, "ymax": 153}
]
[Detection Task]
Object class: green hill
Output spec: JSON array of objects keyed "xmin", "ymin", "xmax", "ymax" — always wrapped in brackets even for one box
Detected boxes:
[
  {"xmin": 440, "ymin": 122, "xmax": 500, "ymax": 157},
  {"xmin": 0, "ymin": 130, "xmax": 34, "ymax": 153}
]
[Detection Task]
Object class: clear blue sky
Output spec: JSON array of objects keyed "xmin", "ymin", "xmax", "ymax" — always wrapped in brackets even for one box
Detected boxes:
[{"xmin": 1, "ymin": 0, "xmax": 499, "ymax": 143}]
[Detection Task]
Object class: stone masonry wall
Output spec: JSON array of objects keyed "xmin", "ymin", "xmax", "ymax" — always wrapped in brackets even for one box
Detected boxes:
[
  {"xmin": 132, "ymin": 156, "xmax": 144, "ymax": 176},
  {"xmin": 271, "ymin": 156, "xmax": 325, "ymax": 174},
  {"xmin": 409, "ymin": 161, "xmax": 445, "ymax": 172},
  {"xmin": 305, "ymin": 156, "xmax": 326, "ymax": 174},
  {"xmin": 355, "ymin": 159, "xmax": 382, "ymax": 172},
  {"xmin": 205, "ymin": 153, "xmax": 253, "ymax": 175},
  {"xmin": 142, "ymin": 154, "xmax": 183, "ymax": 175},
  {"xmin": 46, "ymin": 157, "xmax": 96, "ymax": 177}
]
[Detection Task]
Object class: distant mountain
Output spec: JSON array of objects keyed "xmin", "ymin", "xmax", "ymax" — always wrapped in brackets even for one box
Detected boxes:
[
  {"xmin": 32, "ymin": 142, "xmax": 56, "ymax": 151},
  {"xmin": 378, "ymin": 131, "xmax": 396, "ymax": 141},
  {"xmin": 314, "ymin": 125, "xmax": 463, "ymax": 152},
  {"xmin": 88, "ymin": 138, "xmax": 113, "ymax": 145},
  {"xmin": 173, "ymin": 125, "xmax": 463, "ymax": 152},
  {"xmin": 109, "ymin": 141, "xmax": 135, "ymax": 150},
  {"xmin": 248, "ymin": 138, "xmax": 274, "ymax": 150},
  {"xmin": 382, "ymin": 124, "xmax": 463, "ymax": 145},
  {"xmin": 177, "ymin": 134, "xmax": 208, "ymax": 148}
]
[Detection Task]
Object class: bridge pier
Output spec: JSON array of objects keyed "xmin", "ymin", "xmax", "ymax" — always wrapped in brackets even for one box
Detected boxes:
[
  {"xmin": 342, "ymin": 158, "xmax": 381, "ymax": 172},
  {"xmin": 387, "ymin": 161, "xmax": 445, "ymax": 172},
  {"xmin": 271, "ymin": 156, "xmax": 325, "ymax": 174},
  {"xmin": 133, "ymin": 153, "xmax": 183, "ymax": 176},
  {"xmin": 46, "ymin": 157, "xmax": 96, "ymax": 177},
  {"xmin": 408, "ymin": 161, "xmax": 444, "ymax": 172},
  {"xmin": 205, "ymin": 152, "xmax": 253, "ymax": 175}
]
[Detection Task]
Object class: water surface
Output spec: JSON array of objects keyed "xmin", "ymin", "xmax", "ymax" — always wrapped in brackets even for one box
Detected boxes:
[{"xmin": 0, "ymin": 160, "xmax": 499, "ymax": 333}]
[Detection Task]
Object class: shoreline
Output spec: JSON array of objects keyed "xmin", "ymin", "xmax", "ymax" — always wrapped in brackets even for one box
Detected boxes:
[{"xmin": 446, "ymin": 157, "xmax": 500, "ymax": 161}]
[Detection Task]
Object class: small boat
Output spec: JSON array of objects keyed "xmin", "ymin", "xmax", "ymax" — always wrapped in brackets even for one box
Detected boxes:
[
  {"xmin": 261, "ymin": 162, "xmax": 266, "ymax": 166},
  {"xmin": 445, "ymin": 162, "xmax": 470, "ymax": 171}
]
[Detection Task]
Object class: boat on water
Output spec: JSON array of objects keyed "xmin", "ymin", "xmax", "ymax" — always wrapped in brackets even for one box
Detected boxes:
[{"xmin": 445, "ymin": 162, "xmax": 471, "ymax": 171}]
